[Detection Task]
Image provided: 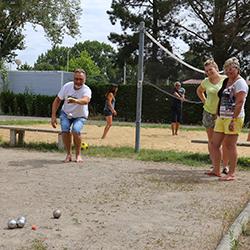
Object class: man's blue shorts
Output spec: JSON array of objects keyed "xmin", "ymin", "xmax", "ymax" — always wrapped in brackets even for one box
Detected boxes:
[{"xmin": 59, "ymin": 110, "xmax": 86, "ymax": 134}]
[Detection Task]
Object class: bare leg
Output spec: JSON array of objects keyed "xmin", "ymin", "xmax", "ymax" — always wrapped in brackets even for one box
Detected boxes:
[
  {"xmin": 72, "ymin": 132, "xmax": 83, "ymax": 163},
  {"xmin": 208, "ymin": 132, "xmax": 224, "ymax": 176},
  {"xmin": 62, "ymin": 132, "xmax": 72, "ymax": 162},
  {"xmin": 171, "ymin": 123, "xmax": 175, "ymax": 135},
  {"xmin": 206, "ymin": 128, "xmax": 214, "ymax": 163},
  {"xmin": 221, "ymin": 141, "xmax": 229, "ymax": 174},
  {"xmin": 101, "ymin": 116, "xmax": 112, "ymax": 139},
  {"xmin": 219, "ymin": 135, "xmax": 238, "ymax": 180},
  {"xmin": 175, "ymin": 122, "xmax": 180, "ymax": 135},
  {"xmin": 247, "ymin": 131, "xmax": 250, "ymax": 141}
]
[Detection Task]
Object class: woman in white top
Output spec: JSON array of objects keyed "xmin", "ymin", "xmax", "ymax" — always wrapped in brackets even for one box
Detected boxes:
[{"xmin": 210, "ymin": 57, "xmax": 249, "ymax": 181}]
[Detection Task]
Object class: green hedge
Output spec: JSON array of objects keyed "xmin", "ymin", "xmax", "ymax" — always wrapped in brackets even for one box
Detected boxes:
[
  {"xmin": 0, "ymin": 84, "xmax": 249, "ymax": 125},
  {"xmin": 0, "ymin": 91, "xmax": 54, "ymax": 117}
]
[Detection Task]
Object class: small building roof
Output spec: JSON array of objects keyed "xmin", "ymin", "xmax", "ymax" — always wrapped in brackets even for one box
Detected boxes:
[{"xmin": 182, "ymin": 79, "xmax": 202, "ymax": 85}]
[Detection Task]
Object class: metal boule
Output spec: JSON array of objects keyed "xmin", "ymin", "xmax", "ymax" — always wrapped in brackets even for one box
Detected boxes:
[
  {"xmin": 16, "ymin": 218, "xmax": 26, "ymax": 228},
  {"xmin": 16, "ymin": 216, "xmax": 26, "ymax": 223},
  {"xmin": 53, "ymin": 209, "xmax": 61, "ymax": 219},
  {"xmin": 7, "ymin": 219, "xmax": 17, "ymax": 229}
]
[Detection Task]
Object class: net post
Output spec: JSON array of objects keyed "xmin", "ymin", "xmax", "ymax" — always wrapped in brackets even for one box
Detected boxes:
[{"xmin": 135, "ymin": 21, "xmax": 145, "ymax": 153}]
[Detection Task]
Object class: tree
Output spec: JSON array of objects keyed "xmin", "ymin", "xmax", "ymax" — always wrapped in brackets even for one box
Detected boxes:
[
  {"xmin": 108, "ymin": 0, "xmax": 250, "ymax": 81},
  {"xmin": 71, "ymin": 41, "xmax": 120, "ymax": 83},
  {"xmin": 34, "ymin": 46, "xmax": 69, "ymax": 71},
  {"xmin": 173, "ymin": 0, "xmax": 250, "ymax": 72},
  {"xmin": 0, "ymin": 60, "xmax": 8, "ymax": 91},
  {"xmin": 68, "ymin": 51, "xmax": 106, "ymax": 85},
  {"xmin": 33, "ymin": 40, "xmax": 125, "ymax": 84},
  {"xmin": 19, "ymin": 63, "xmax": 33, "ymax": 71},
  {"xmin": 107, "ymin": 0, "xmax": 182, "ymax": 83},
  {"xmin": 0, "ymin": 0, "xmax": 82, "ymax": 61}
]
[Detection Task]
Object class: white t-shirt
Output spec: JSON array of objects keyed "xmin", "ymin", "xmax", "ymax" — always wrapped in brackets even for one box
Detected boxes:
[
  {"xmin": 58, "ymin": 82, "xmax": 92, "ymax": 118},
  {"xmin": 219, "ymin": 78, "xmax": 248, "ymax": 118}
]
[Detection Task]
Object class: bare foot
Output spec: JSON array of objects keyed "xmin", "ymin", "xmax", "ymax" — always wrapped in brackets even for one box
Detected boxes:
[
  {"xmin": 205, "ymin": 170, "xmax": 221, "ymax": 177},
  {"xmin": 219, "ymin": 174, "xmax": 235, "ymax": 181},
  {"xmin": 64, "ymin": 154, "xmax": 72, "ymax": 163},
  {"xmin": 75, "ymin": 155, "xmax": 83, "ymax": 163}
]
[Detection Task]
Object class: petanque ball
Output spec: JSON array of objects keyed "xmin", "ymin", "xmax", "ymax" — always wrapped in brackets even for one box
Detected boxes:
[
  {"xmin": 67, "ymin": 112, "xmax": 73, "ymax": 119},
  {"xmin": 81, "ymin": 142, "xmax": 89, "ymax": 150},
  {"xmin": 53, "ymin": 209, "xmax": 61, "ymax": 219},
  {"xmin": 16, "ymin": 216, "xmax": 26, "ymax": 228},
  {"xmin": 7, "ymin": 219, "xmax": 17, "ymax": 229}
]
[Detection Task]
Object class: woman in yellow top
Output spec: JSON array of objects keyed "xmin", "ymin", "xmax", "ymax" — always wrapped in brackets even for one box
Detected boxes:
[{"xmin": 196, "ymin": 59, "xmax": 228, "ymax": 174}]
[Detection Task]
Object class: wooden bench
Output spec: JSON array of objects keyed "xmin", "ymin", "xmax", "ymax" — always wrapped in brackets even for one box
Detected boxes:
[
  {"xmin": 191, "ymin": 139, "xmax": 250, "ymax": 147},
  {"xmin": 0, "ymin": 125, "xmax": 86, "ymax": 149}
]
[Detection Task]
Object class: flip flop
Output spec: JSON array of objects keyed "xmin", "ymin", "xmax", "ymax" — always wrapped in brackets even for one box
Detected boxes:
[
  {"xmin": 219, "ymin": 175, "xmax": 235, "ymax": 181},
  {"xmin": 205, "ymin": 171, "xmax": 221, "ymax": 177}
]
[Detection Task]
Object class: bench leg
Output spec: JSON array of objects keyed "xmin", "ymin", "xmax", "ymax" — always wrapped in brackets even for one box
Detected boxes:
[
  {"xmin": 10, "ymin": 130, "xmax": 25, "ymax": 146},
  {"xmin": 58, "ymin": 133, "xmax": 64, "ymax": 149},
  {"xmin": 17, "ymin": 130, "xmax": 25, "ymax": 145},
  {"xmin": 10, "ymin": 130, "xmax": 16, "ymax": 146}
]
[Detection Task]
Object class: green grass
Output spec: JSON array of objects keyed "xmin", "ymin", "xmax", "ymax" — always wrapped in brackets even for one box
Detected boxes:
[
  {"xmin": 1, "ymin": 141, "xmax": 249, "ymax": 170},
  {"xmin": 19, "ymin": 239, "xmax": 47, "ymax": 250}
]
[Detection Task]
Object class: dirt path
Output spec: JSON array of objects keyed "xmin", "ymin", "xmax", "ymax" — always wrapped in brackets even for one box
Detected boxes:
[{"xmin": 0, "ymin": 148, "xmax": 250, "ymax": 250}]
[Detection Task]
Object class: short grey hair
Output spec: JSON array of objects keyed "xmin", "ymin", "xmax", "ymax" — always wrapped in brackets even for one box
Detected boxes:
[
  {"xmin": 223, "ymin": 57, "xmax": 240, "ymax": 71},
  {"xmin": 74, "ymin": 68, "xmax": 86, "ymax": 75}
]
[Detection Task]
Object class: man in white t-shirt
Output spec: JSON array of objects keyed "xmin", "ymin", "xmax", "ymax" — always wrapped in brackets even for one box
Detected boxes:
[{"xmin": 51, "ymin": 69, "xmax": 92, "ymax": 163}]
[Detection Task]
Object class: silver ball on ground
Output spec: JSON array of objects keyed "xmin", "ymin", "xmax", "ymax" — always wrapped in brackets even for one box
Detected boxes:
[
  {"xmin": 16, "ymin": 216, "xmax": 26, "ymax": 222},
  {"xmin": 7, "ymin": 219, "xmax": 17, "ymax": 229},
  {"xmin": 53, "ymin": 209, "xmax": 61, "ymax": 219},
  {"xmin": 16, "ymin": 216, "xmax": 26, "ymax": 228}
]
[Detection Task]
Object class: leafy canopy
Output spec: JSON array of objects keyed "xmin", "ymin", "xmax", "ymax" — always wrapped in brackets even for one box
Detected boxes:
[{"xmin": 0, "ymin": 0, "xmax": 82, "ymax": 61}]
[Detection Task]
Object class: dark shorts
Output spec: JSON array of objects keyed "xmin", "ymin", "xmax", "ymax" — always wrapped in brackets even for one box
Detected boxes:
[
  {"xmin": 103, "ymin": 108, "xmax": 112, "ymax": 117},
  {"xmin": 171, "ymin": 106, "xmax": 182, "ymax": 123}
]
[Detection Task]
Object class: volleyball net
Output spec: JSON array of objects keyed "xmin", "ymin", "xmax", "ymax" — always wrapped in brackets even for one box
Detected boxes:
[{"xmin": 143, "ymin": 31, "xmax": 204, "ymax": 104}]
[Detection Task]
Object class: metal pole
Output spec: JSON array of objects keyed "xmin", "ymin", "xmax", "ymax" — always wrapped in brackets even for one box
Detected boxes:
[
  {"xmin": 123, "ymin": 61, "xmax": 127, "ymax": 85},
  {"xmin": 66, "ymin": 50, "xmax": 70, "ymax": 72},
  {"xmin": 135, "ymin": 21, "xmax": 145, "ymax": 153}
]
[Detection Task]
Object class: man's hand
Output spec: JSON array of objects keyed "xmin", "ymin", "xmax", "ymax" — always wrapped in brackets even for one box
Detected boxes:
[
  {"xmin": 51, "ymin": 116, "xmax": 57, "ymax": 128},
  {"xmin": 67, "ymin": 97, "xmax": 77, "ymax": 103}
]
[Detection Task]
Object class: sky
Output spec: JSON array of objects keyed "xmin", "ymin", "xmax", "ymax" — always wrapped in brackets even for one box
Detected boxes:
[
  {"xmin": 14, "ymin": 0, "xmax": 121, "ymax": 67},
  {"xmin": 13, "ymin": 0, "xmax": 188, "ymax": 69}
]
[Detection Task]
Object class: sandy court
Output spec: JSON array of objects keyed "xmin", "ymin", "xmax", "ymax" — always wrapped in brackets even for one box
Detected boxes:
[
  {"xmin": 0, "ymin": 148, "xmax": 250, "ymax": 250},
  {"xmin": 0, "ymin": 123, "xmax": 249, "ymax": 157}
]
